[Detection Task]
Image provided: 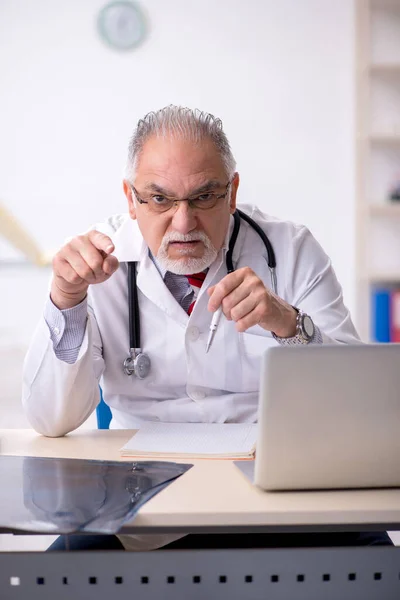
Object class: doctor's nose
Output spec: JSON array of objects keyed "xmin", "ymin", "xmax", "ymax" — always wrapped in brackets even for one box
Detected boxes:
[{"xmin": 170, "ymin": 200, "xmax": 197, "ymax": 234}]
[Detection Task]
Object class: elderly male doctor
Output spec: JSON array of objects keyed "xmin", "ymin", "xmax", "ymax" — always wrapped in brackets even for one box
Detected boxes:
[
  {"xmin": 23, "ymin": 105, "xmax": 359, "ymax": 436},
  {"xmin": 24, "ymin": 106, "xmax": 388, "ymax": 551}
]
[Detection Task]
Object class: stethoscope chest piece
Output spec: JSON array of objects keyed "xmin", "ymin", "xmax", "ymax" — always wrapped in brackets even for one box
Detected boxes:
[{"xmin": 123, "ymin": 350, "xmax": 151, "ymax": 379}]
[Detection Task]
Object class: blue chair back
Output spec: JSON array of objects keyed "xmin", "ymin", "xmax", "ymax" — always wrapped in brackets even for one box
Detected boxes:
[{"xmin": 96, "ymin": 388, "xmax": 112, "ymax": 429}]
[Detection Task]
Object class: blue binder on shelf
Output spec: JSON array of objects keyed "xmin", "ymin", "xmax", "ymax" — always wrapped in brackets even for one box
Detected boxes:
[{"xmin": 371, "ymin": 288, "xmax": 390, "ymax": 343}]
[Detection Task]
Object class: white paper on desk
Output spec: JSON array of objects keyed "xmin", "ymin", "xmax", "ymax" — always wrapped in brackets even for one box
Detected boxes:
[{"xmin": 120, "ymin": 422, "xmax": 257, "ymax": 459}]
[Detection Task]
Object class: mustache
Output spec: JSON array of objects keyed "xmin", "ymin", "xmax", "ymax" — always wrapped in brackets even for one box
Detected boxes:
[
  {"xmin": 156, "ymin": 230, "xmax": 218, "ymax": 275},
  {"xmin": 162, "ymin": 231, "xmax": 211, "ymax": 244}
]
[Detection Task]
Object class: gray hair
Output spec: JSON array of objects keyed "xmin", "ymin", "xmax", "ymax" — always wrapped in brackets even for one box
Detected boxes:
[{"xmin": 125, "ymin": 105, "xmax": 236, "ymax": 181}]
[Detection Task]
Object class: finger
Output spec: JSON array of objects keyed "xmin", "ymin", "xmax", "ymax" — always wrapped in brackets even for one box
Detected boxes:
[
  {"xmin": 72, "ymin": 236, "xmax": 113, "ymax": 278},
  {"xmin": 207, "ymin": 272, "xmax": 245, "ymax": 311},
  {"xmin": 221, "ymin": 284, "xmax": 251, "ymax": 318},
  {"xmin": 56, "ymin": 257, "xmax": 86, "ymax": 286},
  {"xmin": 65, "ymin": 251, "xmax": 98, "ymax": 284},
  {"xmin": 230, "ymin": 296, "xmax": 258, "ymax": 324},
  {"xmin": 103, "ymin": 254, "xmax": 119, "ymax": 276},
  {"xmin": 235, "ymin": 305, "xmax": 266, "ymax": 333},
  {"xmin": 207, "ymin": 285, "xmax": 216, "ymax": 297},
  {"xmin": 88, "ymin": 230, "xmax": 115, "ymax": 254}
]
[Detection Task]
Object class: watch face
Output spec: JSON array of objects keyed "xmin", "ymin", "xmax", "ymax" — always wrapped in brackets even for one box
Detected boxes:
[
  {"xmin": 97, "ymin": 1, "xmax": 147, "ymax": 51},
  {"xmin": 302, "ymin": 315, "xmax": 314, "ymax": 339}
]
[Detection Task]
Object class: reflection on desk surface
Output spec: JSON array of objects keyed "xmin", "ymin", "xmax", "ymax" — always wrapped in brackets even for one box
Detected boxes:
[
  {"xmin": 0, "ymin": 455, "xmax": 192, "ymax": 534},
  {"xmin": 3, "ymin": 430, "xmax": 400, "ymax": 533}
]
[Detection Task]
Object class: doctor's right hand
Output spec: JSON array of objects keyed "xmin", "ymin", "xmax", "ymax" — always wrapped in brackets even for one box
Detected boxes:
[{"xmin": 50, "ymin": 231, "xmax": 119, "ymax": 310}]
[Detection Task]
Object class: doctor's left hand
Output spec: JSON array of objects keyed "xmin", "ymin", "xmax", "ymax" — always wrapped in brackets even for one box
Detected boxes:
[{"xmin": 207, "ymin": 267, "xmax": 297, "ymax": 338}]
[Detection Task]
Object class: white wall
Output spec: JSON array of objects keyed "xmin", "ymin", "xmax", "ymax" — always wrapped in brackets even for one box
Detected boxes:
[{"xmin": 0, "ymin": 0, "xmax": 356, "ymax": 348}]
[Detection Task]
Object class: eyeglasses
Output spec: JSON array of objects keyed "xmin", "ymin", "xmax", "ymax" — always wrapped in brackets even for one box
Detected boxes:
[{"xmin": 130, "ymin": 180, "xmax": 232, "ymax": 214}]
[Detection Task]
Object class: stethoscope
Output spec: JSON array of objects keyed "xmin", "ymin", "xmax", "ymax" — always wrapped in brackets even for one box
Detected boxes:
[{"xmin": 123, "ymin": 208, "xmax": 277, "ymax": 378}]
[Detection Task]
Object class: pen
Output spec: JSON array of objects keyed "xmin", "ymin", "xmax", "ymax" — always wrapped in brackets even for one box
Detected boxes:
[{"xmin": 206, "ymin": 306, "xmax": 223, "ymax": 353}]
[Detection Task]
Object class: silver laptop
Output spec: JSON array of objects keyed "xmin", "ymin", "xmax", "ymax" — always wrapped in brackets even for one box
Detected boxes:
[{"xmin": 254, "ymin": 344, "xmax": 400, "ymax": 491}]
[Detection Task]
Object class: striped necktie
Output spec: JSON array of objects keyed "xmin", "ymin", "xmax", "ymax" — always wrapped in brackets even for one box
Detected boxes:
[{"xmin": 186, "ymin": 272, "xmax": 207, "ymax": 315}]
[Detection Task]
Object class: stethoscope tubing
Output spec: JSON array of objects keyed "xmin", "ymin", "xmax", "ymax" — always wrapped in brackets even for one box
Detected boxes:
[{"xmin": 124, "ymin": 210, "xmax": 277, "ymax": 375}]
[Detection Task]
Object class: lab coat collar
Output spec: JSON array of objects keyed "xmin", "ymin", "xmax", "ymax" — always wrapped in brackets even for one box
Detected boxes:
[{"xmin": 111, "ymin": 217, "xmax": 146, "ymax": 263}]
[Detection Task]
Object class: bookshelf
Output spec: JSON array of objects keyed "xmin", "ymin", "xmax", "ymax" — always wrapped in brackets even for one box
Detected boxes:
[
  {"xmin": 368, "ymin": 203, "xmax": 400, "ymax": 214},
  {"xmin": 356, "ymin": 0, "xmax": 400, "ymax": 341},
  {"xmin": 370, "ymin": 64, "xmax": 400, "ymax": 73}
]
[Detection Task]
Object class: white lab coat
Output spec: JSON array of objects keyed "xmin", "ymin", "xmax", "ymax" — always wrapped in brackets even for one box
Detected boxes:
[{"xmin": 22, "ymin": 204, "xmax": 360, "ymax": 437}]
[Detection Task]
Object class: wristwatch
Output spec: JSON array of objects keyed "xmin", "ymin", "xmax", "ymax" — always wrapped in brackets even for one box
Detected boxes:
[{"xmin": 273, "ymin": 308, "xmax": 315, "ymax": 345}]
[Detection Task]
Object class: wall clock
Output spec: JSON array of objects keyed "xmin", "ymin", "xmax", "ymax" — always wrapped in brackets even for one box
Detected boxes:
[{"xmin": 97, "ymin": 1, "xmax": 147, "ymax": 51}]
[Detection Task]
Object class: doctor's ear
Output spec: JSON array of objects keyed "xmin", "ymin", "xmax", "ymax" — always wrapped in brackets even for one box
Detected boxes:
[
  {"xmin": 123, "ymin": 180, "xmax": 137, "ymax": 220},
  {"xmin": 229, "ymin": 172, "xmax": 240, "ymax": 214}
]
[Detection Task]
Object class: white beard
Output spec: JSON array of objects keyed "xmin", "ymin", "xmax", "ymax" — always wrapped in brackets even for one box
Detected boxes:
[{"xmin": 156, "ymin": 230, "xmax": 218, "ymax": 275}]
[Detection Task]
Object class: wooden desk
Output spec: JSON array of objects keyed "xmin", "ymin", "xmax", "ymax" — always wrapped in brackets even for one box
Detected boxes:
[
  {"xmin": 2, "ymin": 428, "xmax": 400, "ymax": 534},
  {"xmin": 2, "ymin": 428, "xmax": 400, "ymax": 600}
]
